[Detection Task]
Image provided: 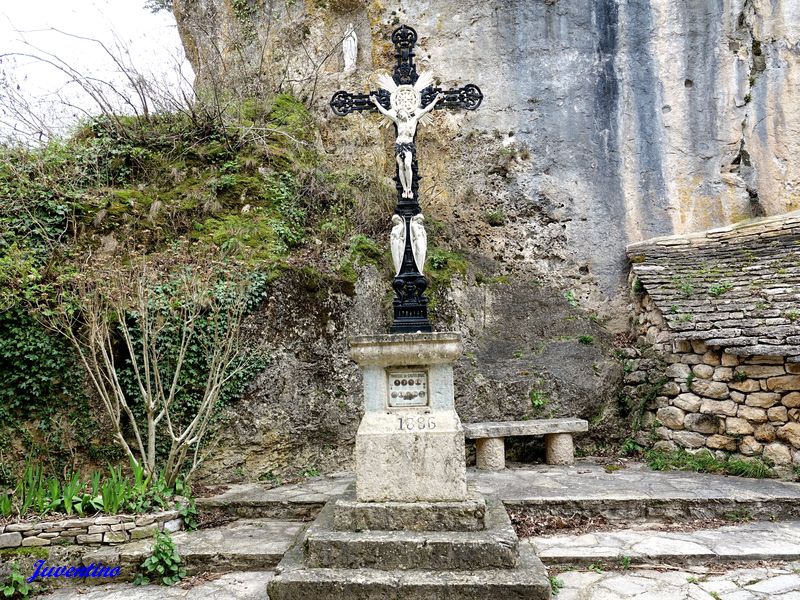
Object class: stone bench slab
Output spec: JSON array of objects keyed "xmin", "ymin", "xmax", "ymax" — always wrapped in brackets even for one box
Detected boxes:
[{"xmin": 463, "ymin": 418, "xmax": 588, "ymax": 439}]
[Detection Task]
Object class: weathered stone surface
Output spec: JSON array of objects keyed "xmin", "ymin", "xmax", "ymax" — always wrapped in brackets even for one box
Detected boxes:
[
  {"xmin": 763, "ymin": 443, "xmax": 792, "ymax": 466},
  {"xmin": 767, "ymin": 375, "xmax": 800, "ymax": 391},
  {"xmin": 783, "ymin": 392, "xmax": 800, "ymax": 408},
  {"xmin": 130, "ymin": 523, "xmax": 160, "ymax": 540},
  {"xmin": 684, "ymin": 413, "xmax": 721, "ymax": 434},
  {"xmin": 355, "ymin": 411, "xmax": 466, "ymax": 503},
  {"xmin": 671, "ymin": 431, "xmax": 707, "ymax": 449},
  {"xmin": 21, "ymin": 536, "xmax": 49, "ymax": 547},
  {"xmin": 673, "ymin": 393, "xmax": 701, "ymax": 413},
  {"xmin": 332, "ymin": 490, "xmax": 486, "ymax": 533},
  {"xmin": 657, "ymin": 407, "xmax": 685, "ymax": 430},
  {"xmin": 721, "ymin": 354, "xmax": 739, "ymax": 367},
  {"xmin": 0, "ymin": 532, "xmax": 21, "ymax": 548},
  {"xmin": 739, "ymin": 436, "xmax": 762, "ymax": 456},
  {"xmin": 691, "ymin": 380, "xmax": 729, "ymax": 400},
  {"xmin": 746, "ymin": 392, "xmax": 780, "ymax": 408},
  {"xmin": 768, "ymin": 406, "xmax": 789, "ymax": 423},
  {"xmin": 544, "ymin": 433, "xmax": 576, "ymax": 466},
  {"xmin": 754, "ymin": 424, "xmax": 777, "ymax": 443},
  {"xmin": 652, "ymin": 440, "xmax": 678, "ymax": 453},
  {"xmin": 269, "ymin": 535, "xmax": 551, "ymax": 600},
  {"xmin": 76, "ymin": 534, "xmax": 103, "ymax": 544},
  {"xmin": 705, "ymin": 435, "xmax": 736, "ymax": 451},
  {"xmin": 103, "ymin": 531, "xmax": 129, "ymax": 544},
  {"xmin": 692, "ymin": 364, "xmax": 714, "ymax": 379},
  {"xmin": 163, "ymin": 519, "xmax": 182, "ymax": 533},
  {"xmin": 666, "ymin": 364, "xmax": 692, "ymax": 379},
  {"xmin": 463, "ymin": 419, "xmax": 588, "ymax": 438},
  {"xmin": 713, "ymin": 367, "xmax": 733, "ymax": 382},
  {"xmin": 661, "ymin": 381, "xmax": 681, "ymax": 397},
  {"xmin": 738, "ymin": 406, "xmax": 768, "ymax": 423},
  {"xmin": 87, "ymin": 525, "xmax": 110, "ymax": 534},
  {"xmin": 305, "ymin": 497, "xmax": 517, "ymax": 571},
  {"xmin": 730, "ymin": 379, "xmax": 762, "ymax": 393},
  {"xmin": 737, "ymin": 366, "xmax": 786, "ymax": 378},
  {"xmin": 681, "ymin": 354, "xmax": 703, "ymax": 366},
  {"xmin": 777, "ymin": 423, "xmax": 800, "ymax": 448},
  {"xmin": 726, "ymin": 418, "xmax": 755, "ymax": 435},
  {"xmin": 700, "ymin": 399, "xmax": 738, "ymax": 417}
]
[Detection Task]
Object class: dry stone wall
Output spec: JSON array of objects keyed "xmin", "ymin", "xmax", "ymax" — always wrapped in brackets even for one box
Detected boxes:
[
  {"xmin": 0, "ymin": 511, "xmax": 182, "ymax": 549},
  {"xmin": 633, "ymin": 291, "xmax": 800, "ymax": 474}
]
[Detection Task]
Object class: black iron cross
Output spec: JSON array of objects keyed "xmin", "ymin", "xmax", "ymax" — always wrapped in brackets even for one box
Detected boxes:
[{"xmin": 330, "ymin": 25, "xmax": 482, "ymax": 334}]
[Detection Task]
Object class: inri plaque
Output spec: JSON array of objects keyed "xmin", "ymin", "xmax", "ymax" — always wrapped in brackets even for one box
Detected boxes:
[{"xmin": 387, "ymin": 369, "xmax": 428, "ymax": 407}]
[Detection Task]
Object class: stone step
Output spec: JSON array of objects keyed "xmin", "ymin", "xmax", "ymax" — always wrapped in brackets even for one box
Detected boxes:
[
  {"xmin": 528, "ymin": 520, "xmax": 800, "ymax": 567},
  {"xmin": 268, "ymin": 534, "xmax": 552, "ymax": 600},
  {"xmin": 38, "ymin": 571, "xmax": 276, "ymax": 600},
  {"xmin": 305, "ymin": 496, "xmax": 517, "ymax": 571},
  {"xmin": 83, "ymin": 518, "xmax": 304, "ymax": 577},
  {"xmin": 197, "ymin": 463, "xmax": 800, "ymax": 525}
]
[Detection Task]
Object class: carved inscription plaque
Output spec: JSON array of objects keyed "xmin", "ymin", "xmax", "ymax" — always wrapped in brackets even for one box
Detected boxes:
[{"xmin": 388, "ymin": 369, "xmax": 428, "ymax": 407}]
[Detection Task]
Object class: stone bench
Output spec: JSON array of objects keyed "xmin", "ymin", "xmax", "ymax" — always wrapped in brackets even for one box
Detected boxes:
[{"xmin": 463, "ymin": 418, "xmax": 589, "ymax": 470}]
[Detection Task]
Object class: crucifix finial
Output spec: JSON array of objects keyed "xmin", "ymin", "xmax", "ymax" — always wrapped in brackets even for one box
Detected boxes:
[{"xmin": 330, "ymin": 25, "xmax": 482, "ymax": 334}]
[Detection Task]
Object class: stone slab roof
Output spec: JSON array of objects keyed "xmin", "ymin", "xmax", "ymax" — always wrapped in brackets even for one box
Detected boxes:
[{"xmin": 626, "ymin": 211, "xmax": 800, "ymax": 360}]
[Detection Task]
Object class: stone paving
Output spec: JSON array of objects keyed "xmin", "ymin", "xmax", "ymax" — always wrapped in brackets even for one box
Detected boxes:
[
  {"xmin": 37, "ymin": 563, "xmax": 800, "ymax": 599},
  {"xmin": 196, "ymin": 462, "xmax": 800, "ymax": 517},
  {"xmin": 555, "ymin": 563, "xmax": 800, "ymax": 599},
  {"xmin": 530, "ymin": 521, "xmax": 800, "ymax": 565}
]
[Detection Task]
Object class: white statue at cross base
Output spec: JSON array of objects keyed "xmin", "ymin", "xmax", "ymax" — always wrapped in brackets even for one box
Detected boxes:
[{"xmin": 370, "ymin": 72, "xmax": 443, "ymax": 199}]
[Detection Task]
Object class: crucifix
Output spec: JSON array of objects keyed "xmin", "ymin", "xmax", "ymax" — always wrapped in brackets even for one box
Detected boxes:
[{"xmin": 330, "ymin": 25, "xmax": 483, "ymax": 333}]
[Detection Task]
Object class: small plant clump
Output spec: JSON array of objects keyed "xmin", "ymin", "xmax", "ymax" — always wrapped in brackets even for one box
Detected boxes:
[
  {"xmin": 549, "ymin": 575, "xmax": 564, "ymax": 595},
  {"xmin": 578, "ymin": 335, "xmax": 594, "ymax": 346},
  {"xmin": 485, "ymin": 210, "xmax": 506, "ymax": 226},
  {"xmin": 530, "ymin": 390, "xmax": 549, "ymax": 410},
  {"xmin": 1, "ymin": 563, "xmax": 31, "ymax": 598},
  {"xmin": 646, "ymin": 449, "xmax": 773, "ymax": 479},
  {"xmin": 708, "ymin": 282, "xmax": 733, "ymax": 297},
  {"xmin": 134, "ymin": 531, "xmax": 186, "ymax": 586}
]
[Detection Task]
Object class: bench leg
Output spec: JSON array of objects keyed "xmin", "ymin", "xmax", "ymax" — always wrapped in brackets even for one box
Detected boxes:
[
  {"xmin": 545, "ymin": 433, "xmax": 574, "ymax": 465},
  {"xmin": 476, "ymin": 437, "xmax": 505, "ymax": 470}
]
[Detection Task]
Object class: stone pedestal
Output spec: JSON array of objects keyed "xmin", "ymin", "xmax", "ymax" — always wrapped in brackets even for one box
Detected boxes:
[
  {"xmin": 350, "ymin": 332, "xmax": 466, "ymax": 502},
  {"xmin": 267, "ymin": 332, "xmax": 551, "ymax": 599}
]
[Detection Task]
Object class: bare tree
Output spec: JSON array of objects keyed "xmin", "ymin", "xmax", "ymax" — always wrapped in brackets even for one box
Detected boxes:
[{"xmin": 44, "ymin": 249, "xmax": 256, "ymax": 486}]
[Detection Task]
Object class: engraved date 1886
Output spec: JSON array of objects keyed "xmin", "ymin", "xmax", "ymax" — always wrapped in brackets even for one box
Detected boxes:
[{"xmin": 398, "ymin": 415, "xmax": 436, "ymax": 431}]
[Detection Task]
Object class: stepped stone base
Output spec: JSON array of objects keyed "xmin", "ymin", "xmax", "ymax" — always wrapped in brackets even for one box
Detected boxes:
[
  {"xmin": 268, "ymin": 536, "xmax": 551, "ymax": 600},
  {"xmin": 267, "ymin": 491, "xmax": 551, "ymax": 600},
  {"xmin": 331, "ymin": 487, "xmax": 486, "ymax": 532},
  {"xmin": 306, "ymin": 495, "xmax": 516, "ymax": 570}
]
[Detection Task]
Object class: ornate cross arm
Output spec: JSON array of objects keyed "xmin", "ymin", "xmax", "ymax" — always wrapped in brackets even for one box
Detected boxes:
[
  {"xmin": 330, "ymin": 90, "xmax": 391, "ymax": 117},
  {"xmin": 421, "ymin": 84, "xmax": 483, "ymax": 111}
]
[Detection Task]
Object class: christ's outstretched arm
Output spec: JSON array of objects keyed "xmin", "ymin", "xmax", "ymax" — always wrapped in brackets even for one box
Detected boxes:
[{"xmin": 370, "ymin": 94, "xmax": 395, "ymax": 119}]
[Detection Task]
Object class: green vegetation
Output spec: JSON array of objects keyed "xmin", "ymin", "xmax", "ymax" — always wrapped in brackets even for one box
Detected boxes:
[
  {"xmin": 485, "ymin": 210, "xmax": 506, "ymax": 226},
  {"xmin": 549, "ymin": 575, "xmax": 564, "ymax": 595},
  {"xmin": 0, "ymin": 459, "xmax": 193, "ymax": 519},
  {"xmin": 733, "ymin": 371, "xmax": 748, "ymax": 382},
  {"xmin": 0, "ymin": 89, "xmax": 408, "ymax": 483},
  {"xmin": 646, "ymin": 449, "xmax": 773, "ymax": 479},
  {"xmin": 529, "ymin": 390, "xmax": 549, "ymax": 410},
  {"xmin": 578, "ymin": 335, "xmax": 594, "ymax": 346},
  {"xmin": 564, "ymin": 290, "xmax": 578, "ymax": 307},
  {"xmin": 620, "ymin": 556, "xmax": 631, "ymax": 570},
  {"xmin": 1, "ymin": 563, "xmax": 31, "ymax": 598},
  {"xmin": 302, "ymin": 466, "xmax": 321, "ymax": 478},
  {"xmin": 708, "ymin": 282, "xmax": 733, "ymax": 297},
  {"xmin": 134, "ymin": 531, "xmax": 186, "ymax": 586},
  {"xmin": 787, "ymin": 310, "xmax": 799, "ymax": 322}
]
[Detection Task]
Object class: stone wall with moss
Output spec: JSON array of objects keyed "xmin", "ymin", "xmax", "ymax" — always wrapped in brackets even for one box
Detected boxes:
[{"xmin": 633, "ymin": 290, "xmax": 800, "ymax": 477}]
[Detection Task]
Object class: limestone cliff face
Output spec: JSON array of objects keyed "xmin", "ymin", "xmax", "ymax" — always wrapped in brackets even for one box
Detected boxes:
[
  {"xmin": 173, "ymin": 0, "xmax": 800, "ymax": 297},
  {"xmin": 171, "ymin": 0, "xmax": 800, "ymax": 479}
]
